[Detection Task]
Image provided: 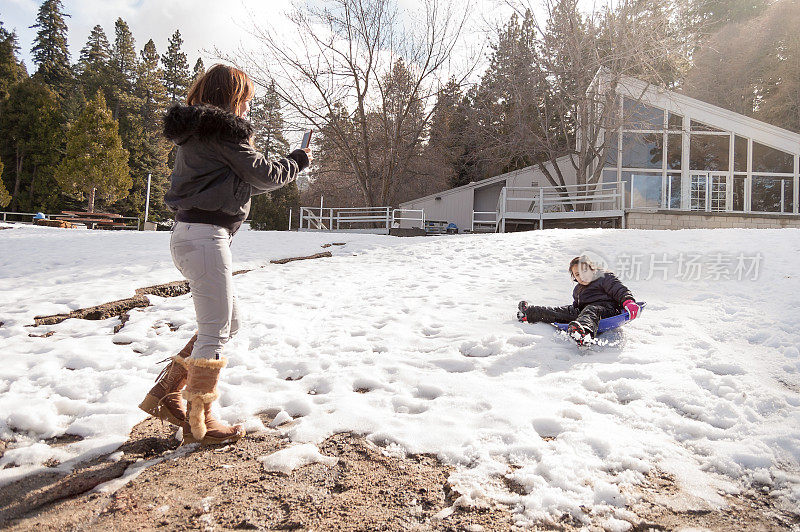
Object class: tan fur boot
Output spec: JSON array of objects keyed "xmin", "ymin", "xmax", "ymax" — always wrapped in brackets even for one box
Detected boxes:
[
  {"xmin": 180, "ymin": 357, "xmax": 245, "ymax": 445},
  {"xmin": 138, "ymin": 334, "xmax": 197, "ymax": 426}
]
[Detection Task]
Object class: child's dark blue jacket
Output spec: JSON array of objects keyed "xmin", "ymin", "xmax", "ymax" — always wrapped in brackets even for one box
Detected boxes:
[{"xmin": 573, "ymin": 272, "xmax": 634, "ymax": 310}]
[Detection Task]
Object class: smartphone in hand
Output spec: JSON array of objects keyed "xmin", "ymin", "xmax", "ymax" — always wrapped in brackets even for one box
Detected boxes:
[{"xmin": 301, "ymin": 129, "xmax": 313, "ymax": 149}]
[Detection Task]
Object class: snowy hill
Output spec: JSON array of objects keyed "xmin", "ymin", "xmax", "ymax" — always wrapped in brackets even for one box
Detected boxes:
[{"xmin": 1, "ymin": 224, "xmax": 799, "ymax": 527}]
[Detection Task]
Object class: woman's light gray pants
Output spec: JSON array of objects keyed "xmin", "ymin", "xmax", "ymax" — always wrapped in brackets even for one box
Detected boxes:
[{"xmin": 170, "ymin": 222, "xmax": 240, "ymax": 360}]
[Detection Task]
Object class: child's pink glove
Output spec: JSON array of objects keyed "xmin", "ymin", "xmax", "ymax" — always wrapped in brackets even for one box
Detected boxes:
[{"xmin": 623, "ymin": 300, "xmax": 640, "ymax": 320}]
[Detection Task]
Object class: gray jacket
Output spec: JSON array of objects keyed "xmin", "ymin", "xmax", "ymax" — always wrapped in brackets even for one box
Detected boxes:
[{"xmin": 163, "ymin": 104, "xmax": 309, "ymax": 220}]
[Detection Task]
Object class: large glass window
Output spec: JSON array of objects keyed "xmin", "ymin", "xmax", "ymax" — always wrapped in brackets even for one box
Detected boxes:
[
  {"xmin": 732, "ymin": 175, "xmax": 746, "ymax": 212},
  {"xmin": 667, "ymin": 133, "xmax": 682, "ymax": 170},
  {"xmin": 606, "ymin": 105, "xmax": 798, "ymax": 216},
  {"xmin": 625, "ymin": 171, "xmax": 662, "ymax": 209},
  {"xmin": 752, "ymin": 176, "xmax": 795, "ymax": 213},
  {"xmin": 689, "ymin": 173, "xmax": 727, "ymax": 212},
  {"xmin": 752, "ymin": 142, "xmax": 793, "ymax": 173},
  {"xmin": 667, "ymin": 173, "xmax": 681, "ymax": 209},
  {"xmin": 623, "ymin": 98, "xmax": 664, "ymax": 129},
  {"xmin": 709, "ymin": 176, "xmax": 726, "ymax": 212},
  {"xmin": 622, "ymin": 133, "xmax": 662, "ymax": 169},
  {"xmin": 690, "ymin": 173, "xmax": 707, "ymax": 211},
  {"xmin": 733, "ymin": 136, "xmax": 748, "ymax": 172},
  {"xmin": 690, "ymin": 134, "xmax": 730, "ymax": 171}
]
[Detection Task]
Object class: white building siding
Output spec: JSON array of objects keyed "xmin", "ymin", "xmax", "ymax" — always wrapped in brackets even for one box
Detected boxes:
[
  {"xmin": 401, "ymin": 187, "xmax": 474, "ymax": 231},
  {"xmin": 473, "ymin": 182, "xmax": 505, "ymax": 212},
  {"xmin": 399, "ymin": 156, "xmax": 579, "ymax": 232}
]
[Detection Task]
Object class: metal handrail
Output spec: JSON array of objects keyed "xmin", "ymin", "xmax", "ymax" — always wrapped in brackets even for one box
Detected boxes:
[
  {"xmin": 498, "ymin": 181, "xmax": 625, "ymax": 230},
  {"xmin": 299, "ymin": 206, "xmax": 393, "ymax": 233},
  {"xmin": 471, "ymin": 211, "xmax": 499, "ymax": 233},
  {"xmin": 391, "ymin": 208, "xmax": 425, "ymax": 228}
]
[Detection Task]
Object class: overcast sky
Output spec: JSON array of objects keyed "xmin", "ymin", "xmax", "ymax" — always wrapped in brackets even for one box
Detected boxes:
[
  {"xmin": 1, "ymin": 0, "xmax": 523, "ymax": 79},
  {"xmin": 2, "ymin": 0, "xmax": 295, "ymax": 72}
]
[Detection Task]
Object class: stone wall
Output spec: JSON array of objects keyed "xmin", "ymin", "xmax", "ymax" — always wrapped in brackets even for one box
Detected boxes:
[{"xmin": 626, "ymin": 210, "xmax": 800, "ymax": 230}]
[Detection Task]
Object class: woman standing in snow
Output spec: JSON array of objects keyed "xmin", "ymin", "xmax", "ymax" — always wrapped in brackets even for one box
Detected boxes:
[{"xmin": 138, "ymin": 64, "xmax": 311, "ymax": 445}]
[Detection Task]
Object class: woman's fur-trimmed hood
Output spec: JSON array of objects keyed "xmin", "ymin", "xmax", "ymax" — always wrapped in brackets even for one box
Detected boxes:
[{"xmin": 163, "ymin": 104, "xmax": 253, "ymax": 145}]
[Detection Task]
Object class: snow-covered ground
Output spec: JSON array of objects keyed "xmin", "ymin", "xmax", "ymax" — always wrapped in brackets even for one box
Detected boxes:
[{"xmin": 2, "ymin": 224, "xmax": 799, "ymax": 527}]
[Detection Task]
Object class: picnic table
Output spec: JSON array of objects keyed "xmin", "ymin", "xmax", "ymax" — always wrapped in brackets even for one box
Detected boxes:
[{"xmin": 54, "ymin": 211, "xmax": 134, "ymax": 230}]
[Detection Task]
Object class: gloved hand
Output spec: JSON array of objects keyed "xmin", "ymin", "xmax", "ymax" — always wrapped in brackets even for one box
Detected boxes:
[{"xmin": 623, "ymin": 300, "xmax": 640, "ymax": 320}]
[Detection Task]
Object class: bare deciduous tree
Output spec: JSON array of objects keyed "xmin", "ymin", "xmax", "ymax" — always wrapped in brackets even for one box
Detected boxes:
[{"xmin": 236, "ymin": 0, "xmax": 472, "ymax": 207}]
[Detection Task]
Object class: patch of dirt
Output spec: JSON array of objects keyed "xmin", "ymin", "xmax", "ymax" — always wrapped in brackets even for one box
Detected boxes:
[
  {"xmin": 33, "ymin": 295, "xmax": 151, "ymax": 326},
  {"xmin": 1, "ymin": 418, "xmax": 512, "ymax": 531},
  {"xmin": 27, "ymin": 331, "xmax": 55, "ymax": 338},
  {"xmin": 270, "ymin": 251, "xmax": 332, "ymax": 265},
  {"xmin": 2, "ymin": 416, "xmax": 798, "ymax": 531},
  {"xmin": 624, "ymin": 470, "xmax": 799, "ymax": 531},
  {"xmin": 321, "ymin": 243, "xmax": 346, "ymax": 248},
  {"xmin": 136, "ymin": 280, "xmax": 190, "ymax": 298}
]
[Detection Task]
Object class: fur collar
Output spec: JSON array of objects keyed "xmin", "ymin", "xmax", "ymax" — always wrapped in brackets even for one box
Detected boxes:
[{"xmin": 163, "ymin": 104, "xmax": 253, "ymax": 145}]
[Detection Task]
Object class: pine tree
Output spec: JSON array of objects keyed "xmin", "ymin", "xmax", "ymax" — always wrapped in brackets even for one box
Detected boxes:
[
  {"xmin": 136, "ymin": 39, "xmax": 167, "ymax": 121},
  {"xmin": 30, "ymin": 0, "xmax": 73, "ymax": 93},
  {"xmin": 56, "ymin": 91, "xmax": 131, "ymax": 212},
  {"xmin": 249, "ymin": 81, "xmax": 298, "ymax": 230},
  {"xmin": 470, "ymin": 10, "xmax": 544, "ymax": 176},
  {"xmin": 77, "ymin": 25, "xmax": 110, "ymax": 67},
  {"xmin": 121, "ymin": 38, "xmax": 171, "ymax": 220},
  {"xmin": 161, "ymin": 30, "xmax": 190, "ymax": 103},
  {"xmin": 76, "ymin": 25, "xmax": 111, "ymax": 102},
  {"xmin": 250, "ymin": 181, "xmax": 300, "ymax": 230},
  {"xmin": 109, "ymin": 18, "xmax": 138, "ymax": 119},
  {"xmin": 250, "ymin": 81, "xmax": 289, "ymax": 155},
  {"xmin": 0, "ymin": 78, "xmax": 62, "ymax": 211},
  {"xmin": 0, "ymin": 22, "xmax": 27, "ymax": 101},
  {"xmin": 0, "ymin": 157, "xmax": 10, "ymax": 208},
  {"xmin": 192, "ymin": 57, "xmax": 205, "ymax": 84},
  {"xmin": 426, "ymin": 78, "xmax": 468, "ymax": 187},
  {"xmin": 110, "ymin": 114, "xmax": 171, "ymax": 220}
]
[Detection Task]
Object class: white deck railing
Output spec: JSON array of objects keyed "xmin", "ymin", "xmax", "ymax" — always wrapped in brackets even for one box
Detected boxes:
[
  {"xmin": 299, "ymin": 206, "xmax": 393, "ymax": 233},
  {"xmin": 391, "ymin": 208, "xmax": 425, "ymax": 228},
  {"xmin": 471, "ymin": 211, "xmax": 499, "ymax": 232},
  {"xmin": 496, "ymin": 181, "xmax": 625, "ymax": 231}
]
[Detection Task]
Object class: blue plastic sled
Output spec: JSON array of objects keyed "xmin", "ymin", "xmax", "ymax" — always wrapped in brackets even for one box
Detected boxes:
[{"xmin": 552, "ymin": 302, "xmax": 646, "ymax": 335}]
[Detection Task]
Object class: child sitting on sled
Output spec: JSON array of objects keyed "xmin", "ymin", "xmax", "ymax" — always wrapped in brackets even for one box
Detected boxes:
[{"xmin": 517, "ymin": 255, "xmax": 640, "ymax": 345}]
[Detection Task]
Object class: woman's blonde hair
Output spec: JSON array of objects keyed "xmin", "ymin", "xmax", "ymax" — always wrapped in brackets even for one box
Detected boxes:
[{"xmin": 186, "ymin": 64, "xmax": 255, "ymax": 115}]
